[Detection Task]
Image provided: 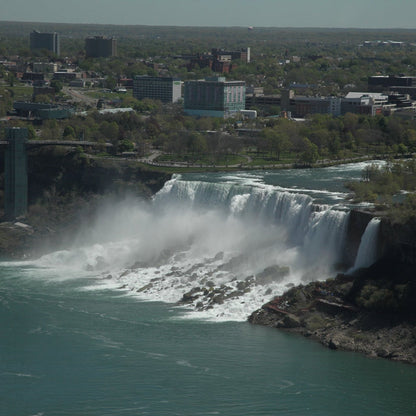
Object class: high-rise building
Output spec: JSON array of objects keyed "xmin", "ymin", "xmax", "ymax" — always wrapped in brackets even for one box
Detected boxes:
[
  {"xmin": 184, "ymin": 77, "xmax": 246, "ymax": 118},
  {"xmin": 85, "ymin": 36, "xmax": 117, "ymax": 58},
  {"xmin": 133, "ymin": 76, "xmax": 182, "ymax": 103},
  {"xmin": 30, "ymin": 31, "xmax": 60, "ymax": 56}
]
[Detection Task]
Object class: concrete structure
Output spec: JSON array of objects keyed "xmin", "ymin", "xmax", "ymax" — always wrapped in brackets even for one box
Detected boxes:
[
  {"xmin": 341, "ymin": 92, "xmax": 388, "ymax": 116},
  {"xmin": 240, "ymin": 109, "xmax": 257, "ymax": 119},
  {"xmin": 248, "ymin": 90, "xmax": 342, "ymax": 117},
  {"xmin": 85, "ymin": 36, "xmax": 117, "ymax": 58},
  {"xmin": 133, "ymin": 76, "xmax": 182, "ymax": 103},
  {"xmin": 184, "ymin": 77, "xmax": 246, "ymax": 118},
  {"xmin": 5, "ymin": 128, "xmax": 28, "ymax": 219},
  {"xmin": 187, "ymin": 47, "xmax": 250, "ymax": 73},
  {"xmin": 247, "ymin": 89, "xmax": 392, "ymax": 117},
  {"xmin": 30, "ymin": 31, "xmax": 60, "ymax": 56}
]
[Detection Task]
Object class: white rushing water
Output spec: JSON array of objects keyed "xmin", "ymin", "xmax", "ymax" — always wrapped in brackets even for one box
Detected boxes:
[
  {"xmin": 353, "ymin": 217, "xmax": 381, "ymax": 270},
  {"xmin": 14, "ymin": 174, "xmax": 354, "ymax": 322}
]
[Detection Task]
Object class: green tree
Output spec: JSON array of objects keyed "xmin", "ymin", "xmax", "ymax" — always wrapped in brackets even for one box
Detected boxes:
[
  {"xmin": 299, "ymin": 137, "xmax": 319, "ymax": 164},
  {"xmin": 34, "ymin": 94, "xmax": 53, "ymax": 103},
  {"xmin": 7, "ymin": 72, "xmax": 15, "ymax": 87},
  {"xmin": 118, "ymin": 139, "xmax": 134, "ymax": 153},
  {"xmin": 50, "ymin": 80, "xmax": 63, "ymax": 93},
  {"xmin": 63, "ymin": 125, "xmax": 76, "ymax": 139}
]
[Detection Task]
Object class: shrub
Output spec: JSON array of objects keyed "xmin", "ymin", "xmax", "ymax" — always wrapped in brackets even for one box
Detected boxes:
[{"xmin": 356, "ymin": 284, "xmax": 398, "ymax": 311}]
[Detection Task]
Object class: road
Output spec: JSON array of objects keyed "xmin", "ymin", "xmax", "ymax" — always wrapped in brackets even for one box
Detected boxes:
[{"xmin": 63, "ymin": 87, "xmax": 97, "ymax": 106}]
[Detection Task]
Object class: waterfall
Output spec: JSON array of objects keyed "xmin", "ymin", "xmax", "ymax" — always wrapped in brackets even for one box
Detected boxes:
[
  {"xmin": 303, "ymin": 208, "xmax": 349, "ymax": 268},
  {"xmin": 154, "ymin": 176, "xmax": 349, "ymax": 265},
  {"xmin": 27, "ymin": 174, "xmax": 353, "ymax": 321},
  {"xmin": 353, "ymin": 218, "xmax": 381, "ymax": 269}
]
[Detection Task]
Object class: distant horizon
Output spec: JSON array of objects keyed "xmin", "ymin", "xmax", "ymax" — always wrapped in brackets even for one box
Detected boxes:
[
  {"xmin": 1, "ymin": 19, "xmax": 416, "ymax": 32},
  {"xmin": 1, "ymin": 0, "xmax": 416, "ymax": 29}
]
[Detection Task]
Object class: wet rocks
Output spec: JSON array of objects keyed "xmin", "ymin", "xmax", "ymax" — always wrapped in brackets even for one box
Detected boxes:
[
  {"xmin": 137, "ymin": 283, "xmax": 153, "ymax": 293},
  {"xmin": 180, "ymin": 286, "xmax": 204, "ymax": 303},
  {"xmin": 255, "ymin": 265, "xmax": 290, "ymax": 285},
  {"xmin": 178, "ymin": 278, "xmax": 255, "ymax": 310}
]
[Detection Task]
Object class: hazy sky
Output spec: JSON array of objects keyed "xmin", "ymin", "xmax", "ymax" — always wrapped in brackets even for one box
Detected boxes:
[{"xmin": 1, "ymin": 0, "xmax": 416, "ymax": 28}]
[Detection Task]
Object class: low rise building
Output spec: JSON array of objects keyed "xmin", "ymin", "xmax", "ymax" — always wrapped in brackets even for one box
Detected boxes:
[
  {"xmin": 52, "ymin": 70, "xmax": 84, "ymax": 82},
  {"xmin": 341, "ymin": 92, "xmax": 388, "ymax": 116},
  {"xmin": 187, "ymin": 47, "xmax": 250, "ymax": 73}
]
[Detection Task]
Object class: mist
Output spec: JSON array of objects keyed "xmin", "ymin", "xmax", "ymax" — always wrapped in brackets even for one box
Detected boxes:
[{"xmin": 24, "ymin": 175, "xmax": 354, "ymax": 321}]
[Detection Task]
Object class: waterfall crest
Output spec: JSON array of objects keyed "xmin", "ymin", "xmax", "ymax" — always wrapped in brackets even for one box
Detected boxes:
[{"xmin": 155, "ymin": 176, "xmax": 349, "ymax": 269}]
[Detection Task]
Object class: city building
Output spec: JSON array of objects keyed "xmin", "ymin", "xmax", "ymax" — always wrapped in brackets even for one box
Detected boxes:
[
  {"xmin": 52, "ymin": 71, "xmax": 78, "ymax": 82},
  {"xmin": 292, "ymin": 96, "xmax": 341, "ymax": 117},
  {"xmin": 22, "ymin": 72, "xmax": 45, "ymax": 82},
  {"xmin": 133, "ymin": 76, "xmax": 182, "ymax": 103},
  {"xmin": 85, "ymin": 36, "xmax": 117, "ymax": 58},
  {"xmin": 341, "ymin": 92, "xmax": 388, "ymax": 116},
  {"xmin": 247, "ymin": 90, "xmax": 390, "ymax": 118},
  {"xmin": 30, "ymin": 31, "xmax": 60, "ymax": 56},
  {"xmin": 368, "ymin": 75, "xmax": 416, "ymax": 98},
  {"xmin": 32, "ymin": 62, "xmax": 58, "ymax": 73},
  {"xmin": 187, "ymin": 47, "xmax": 250, "ymax": 74},
  {"xmin": 247, "ymin": 90, "xmax": 341, "ymax": 117},
  {"xmin": 212, "ymin": 48, "xmax": 250, "ymax": 64},
  {"xmin": 368, "ymin": 75, "xmax": 416, "ymax": 90},
  {"xmin": 184, "ymin": 77, "xmax": 246, "ymax": 118}
]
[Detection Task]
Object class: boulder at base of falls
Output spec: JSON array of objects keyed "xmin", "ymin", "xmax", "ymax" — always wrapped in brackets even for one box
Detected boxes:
[{"xmin": 255, "ymin": 265, "xmax": 290, "ymax": 285}]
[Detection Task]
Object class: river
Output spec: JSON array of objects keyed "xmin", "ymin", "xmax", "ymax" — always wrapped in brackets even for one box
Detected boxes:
[{"xmin": 1, "ymin": 162, "xmax": 415, "ymax": 415}]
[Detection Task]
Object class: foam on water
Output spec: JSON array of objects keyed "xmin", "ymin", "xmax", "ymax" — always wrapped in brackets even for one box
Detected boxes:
[{"xmin": 8, "ymin": 174, "xmax": 354, "ymax": 322}]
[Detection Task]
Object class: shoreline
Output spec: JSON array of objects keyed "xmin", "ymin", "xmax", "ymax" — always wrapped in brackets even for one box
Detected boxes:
[
  {"xmin": 248, "ymin": 266, "xmax": 416, "ymax": 365},
  {"xmin": 136, "ymin": 153, "xmax": 393, "ymax": 174}
]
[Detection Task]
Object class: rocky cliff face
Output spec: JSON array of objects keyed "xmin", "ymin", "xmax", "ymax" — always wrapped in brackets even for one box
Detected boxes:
[
  {"xmin": 0, "ymin": 147, "xmax": 171, "ymax": 259},
  {"xmin": 378, "ymin": 217, "xmax": 416, "ymax": 266},
  {"xmin": 26, "ymin": 147, "xmax": 171, "ymax": 201},
  {"xmin": 249, "ymin": 212, "xmax": 416, "ymax": 364}
]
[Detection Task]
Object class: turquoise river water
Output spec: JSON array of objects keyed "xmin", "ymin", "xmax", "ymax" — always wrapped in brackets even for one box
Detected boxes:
[{"xmin": 1, "ymin": 162, "xmax": 415, "ymax": 415}]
